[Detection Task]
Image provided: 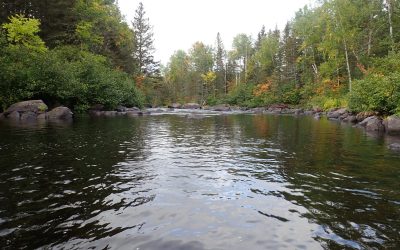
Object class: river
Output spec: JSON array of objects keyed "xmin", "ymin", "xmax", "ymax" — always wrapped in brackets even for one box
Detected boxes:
[{"xmin": 0, "ymin": 114, "xmax": 399, "ymax": 249}]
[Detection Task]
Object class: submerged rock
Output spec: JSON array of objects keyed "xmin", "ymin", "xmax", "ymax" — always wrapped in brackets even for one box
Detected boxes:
[{"xmin": 47, "ymin": 107, "xmax": 73, "ymax": 120}]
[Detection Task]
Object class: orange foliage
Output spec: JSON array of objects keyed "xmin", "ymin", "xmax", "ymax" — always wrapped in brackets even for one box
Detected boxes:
[
  {"xmin": 253, "ymin": 80, "xmax": 272, "ymax": 97},
  {"xmin": 135, "ymin": 75, "xmax": 145, "ymax": 89}
]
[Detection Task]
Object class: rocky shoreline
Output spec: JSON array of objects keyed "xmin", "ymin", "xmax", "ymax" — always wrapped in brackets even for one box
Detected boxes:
[{"xmin": 1, "ymin": 100, "xmax": 400, "ymax": 152}]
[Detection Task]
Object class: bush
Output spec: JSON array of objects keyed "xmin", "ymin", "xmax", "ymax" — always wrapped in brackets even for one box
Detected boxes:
[
  {"xmin": 348, "ymin": 73, "xmax": 400, "ymax": 114},
  {"xmin": 0, "ymin": 45, "xmax": 144, "ymax": 112}
]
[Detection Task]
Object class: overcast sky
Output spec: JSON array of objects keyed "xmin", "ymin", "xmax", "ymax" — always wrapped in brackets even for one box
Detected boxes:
[{"xmin": 118, "ymin": 0, "xmax": 313, "ymax": 65}]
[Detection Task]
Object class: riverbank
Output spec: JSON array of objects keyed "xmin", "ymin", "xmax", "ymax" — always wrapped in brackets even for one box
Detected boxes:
[{"xmin": 1, "ymin": 100, "xmax": 400, "ymax": 152}]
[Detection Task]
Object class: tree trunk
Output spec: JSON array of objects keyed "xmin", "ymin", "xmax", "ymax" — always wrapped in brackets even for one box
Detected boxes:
[{"xmin": 344, "ymin": 40, "xmax": 352, "ymax": 92}]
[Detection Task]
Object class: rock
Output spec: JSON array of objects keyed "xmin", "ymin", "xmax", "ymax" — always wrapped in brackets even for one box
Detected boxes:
[
  {"xmin": 388, "ymin": 143, "xmax": 400, "ymax": 151},
  {"xmin": 126, "ymin": 111, "xmax": 142, "ymax": 117},
  {"xmin": 168, "ymin": 103, "xmax": 182, "ymax": 109},
  {"xmin": 102, "ymin": 111, "xmax": 117, "ymax": 117},
  {"xmin": 90, "ymin": 104, "xmax": 105, "ymax": 111},
  {"xmin": 386, "ymin": 115, "xmax": 400, "ymax": 135},
  {"xmin": 0, "ymin": 113, "xmax": 4, "ymax": 120},
  {"xmin": 327, "ymin": 108, "xmax": 347, "ymax": 119},
  {"xmin": 20, "ymin": 111, "xmax": 37, "ymax": 121},
  {"xmin": 7, "ymin": 111, "xmax": 20, "ymax": 120},
  {"xmin": 304, "ymin": 110, "xmax": 315, "ymax": 115},
  {"xmin": 115, "ymin": 105, "xmax": 127, "ymax": 112},
  {"xmin": 126, "ymin": 107, "xmax": 140, "ymax": 111},
  {"xmin": 314, "ymin": 113, "xmax": 322, "ymax": 120},
  {"xmin": 116, "ymin": 112, "xmax": 127, "ymax": 116},
  {"xmin": 356, "ymin": 111, "xmax": 375, "ymax": 123},
  {"xmin": 294, "ymin": 109, "xmax": 303, "ymax": 115},
  {"xmin": 183, "ymin": 103, "xmax": 201, "ymax": 109},
  {"xmin": 4, "ymin": 100, "xmax": 47, "ymax": 115},
  {"xmin": 47, "ymin": 107, "xmax": 73, "ymax": 120},
  {"xmin": 37, "ymin": 113, "xmax": 47, "ymax": 120},
  {"xmin": 212, "ymin": 104, "xmax": 230, "ymax": 112},
  {"xmin": 343, "ymin": 115, "xmax": 357, "ymax": 123},
  {"xmin": 358, "ymin": 116, "xmax": 385, "ymax": 132}
]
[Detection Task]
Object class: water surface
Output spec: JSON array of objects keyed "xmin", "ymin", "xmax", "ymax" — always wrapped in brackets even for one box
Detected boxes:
[{"xmin": 0, "ymin": 114, "xmax": 399, "ymax": 249}]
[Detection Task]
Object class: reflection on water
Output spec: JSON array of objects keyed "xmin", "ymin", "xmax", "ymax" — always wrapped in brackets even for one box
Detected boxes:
[{"xmin": 0, "ymin": 115, "xmax": 399, "ymax": 249}]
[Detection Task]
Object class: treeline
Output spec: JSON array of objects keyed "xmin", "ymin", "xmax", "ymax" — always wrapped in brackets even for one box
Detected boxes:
[
  {"xmin": 0, "ymin": 0, "xmax": 158, "ymax": 111},
  {"xmin": 156, "ymin": 0, "xmax": 400, "ymax": 115}
]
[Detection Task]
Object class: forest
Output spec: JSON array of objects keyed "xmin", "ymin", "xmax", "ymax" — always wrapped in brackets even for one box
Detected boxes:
[{"xmin": 0, "ymin": 0, "xmax": 399, "ymax": 116}]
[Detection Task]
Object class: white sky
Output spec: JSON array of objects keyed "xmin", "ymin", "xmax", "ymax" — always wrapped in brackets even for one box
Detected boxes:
[{"xmin": 118, "ymin": 0, "xmax": 313, "ymax": 65}]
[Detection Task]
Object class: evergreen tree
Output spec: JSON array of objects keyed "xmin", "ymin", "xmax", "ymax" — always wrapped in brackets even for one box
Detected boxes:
[
  {"xmin": 132, "ymin": 2, "xmax": 159, "ymax": 76},
  {"xmin": 214, "ymin": 32, "xmax": 226, "ymax": 95}
]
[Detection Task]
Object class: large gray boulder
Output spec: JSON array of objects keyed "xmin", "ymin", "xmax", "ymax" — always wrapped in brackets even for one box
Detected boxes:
[
  {"xmin": 20, "ymin": 111, "xmax": 37, "ymax": 121},
  {"xmin": 183, "ymin": 103, "xmax": 201, "ymax": 109},
  {"xmin": 386, "ymin": 115, "xmax": 400, "ymax": 135},
  {"xmin": 47, "ymin": 107, "xmax": 73, "ymax": 120},
  {"xmin": 4, "ymin": 100, "xmax": 47, "ymax": 116},
  {"xmin": 7, "ymin": 111, "xmax": 20, "ymax": 120},
  {"xmin": 358, "ymin": 116, "xmax": 385, "ymax": 132}
]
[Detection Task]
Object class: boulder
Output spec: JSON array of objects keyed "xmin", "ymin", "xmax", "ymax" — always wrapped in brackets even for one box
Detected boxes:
[
  {"xmin": 388, "ymin": 143, "xmax": 400, "ymax": 151},
  {"xmin": 37, "ymin": 113, "xmax": 47, "ymax": 120},
  {"xmin": 343, "ymin": 115, "xmax": 357, "ymax": 123},
  {"xmin": 183, "ymin": 103, "xmax": 201, "ymax": 109},
  {"xmin": 126, "ymin": 107, "xmax": 140, "ymax": 111},
  {"xmin": 0, "ymin": 113, "xmax": 4, "ymax": 120},
  {"xmin": 20, "ymin": 111, "xmax": 37, "ymax": 121},
  {"xmin": 356, "ymin": 111, "xmax": 375, "ymax": 123},
  {"xmin": 212, "ymin": 104, "xmax": 230, "ymax": 112},
  {"xmin": 327, "ymin": 108, "xmax": 347, "ymax": 119},
  {"xmin": 115, "ymin": 105, "xmax": 127, "ymax": 112},
  {"xmin": 386, "ymin": 115, "xmax": 400, "ymax": 135},
  {"xmin": 304, "ymin": 110, "xmax": 315, "ymax": 116},
  {"xmin": 47, "ymin": 107, "xmax": 73, "ymax": 120},
  {"xmin": 7, "ymin": 111, "xmax": 20, "ymax": 120},
  {"xmin": 4, "ymin": 100, "xmax": 47, "ymax": 115},
  {"xmin": 358, "ymin": 116, "xmax": 385, "ymax": 132}
]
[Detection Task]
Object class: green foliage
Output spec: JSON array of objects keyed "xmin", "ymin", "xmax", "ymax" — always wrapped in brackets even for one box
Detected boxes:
[
  {"xmin": 348, "ymin": 73, "xmax": 400, "ymax": 114},
  {"xmin": 0, "ymin": 45, "xmax": 143, "ymax": 112},
  {"xmin": 2, "ymin": 14, "xmax": 46, "ymax": 52}
]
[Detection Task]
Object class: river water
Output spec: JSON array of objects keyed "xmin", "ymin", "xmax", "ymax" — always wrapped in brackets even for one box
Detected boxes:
[{"xmin": 0, "ymin": 114, "xmax": 399, "ymax": 249}]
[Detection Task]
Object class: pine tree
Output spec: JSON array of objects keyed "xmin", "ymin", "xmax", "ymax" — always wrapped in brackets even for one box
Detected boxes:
[
  {"xmin": 215, "ymin": 32, "xmax": 226, "ymax": 95},
  {"xmin": 255, "ymin": 25, "xmax": 266, "ymax": 51},
  {"xmin": 132, "ymin": 2, "xmax": 159, "ymax": 76}
]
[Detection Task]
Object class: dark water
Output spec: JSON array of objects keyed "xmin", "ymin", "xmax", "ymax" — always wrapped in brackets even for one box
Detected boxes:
[{"xmin": 0, "ymin": 114, "xmax": 399, "ymax": 249}]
